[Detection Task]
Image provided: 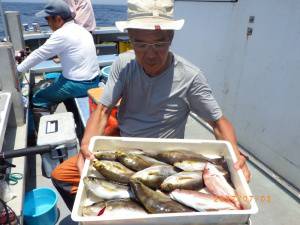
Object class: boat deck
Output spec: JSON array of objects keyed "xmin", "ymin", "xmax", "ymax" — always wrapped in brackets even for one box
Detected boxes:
[{"xmin": 27, "ymin": 103, "xmax": 300, "ymax": 225}]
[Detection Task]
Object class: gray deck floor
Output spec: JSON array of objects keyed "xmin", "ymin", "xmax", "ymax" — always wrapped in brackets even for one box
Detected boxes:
[{"xmin": 28, "ymin": 109, "xmax": 300, "ymax": 225}]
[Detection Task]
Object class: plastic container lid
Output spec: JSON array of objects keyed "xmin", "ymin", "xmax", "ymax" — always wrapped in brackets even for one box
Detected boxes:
[{"xmin": 37, "ymin": 112, "xmax": 76, "ymax": 146}]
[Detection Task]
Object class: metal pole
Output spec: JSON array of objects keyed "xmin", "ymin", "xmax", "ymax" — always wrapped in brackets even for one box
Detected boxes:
[
  {"xmin": 0, "ymin": 42, "xmax": 25, "ymax": 126},
  {"xmin": 4, "ymin": 11, "xmax": 25, "ymax": 51},
  {"xmin": 0, "ymin": 0, "xmax": 9, "ymax": 41}
]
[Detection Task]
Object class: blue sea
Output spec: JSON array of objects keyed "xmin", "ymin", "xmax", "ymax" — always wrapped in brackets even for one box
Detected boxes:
[{"xmin": 0, "ymin": 2, "xmax": 127, "ymax": 38}]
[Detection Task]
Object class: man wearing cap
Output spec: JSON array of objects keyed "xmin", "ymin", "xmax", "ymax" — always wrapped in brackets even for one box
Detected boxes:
[
  {"xmin": 17, "ymin": 0, "xmax": 100, "ymax": 114},
  {"xmin": 51, "ymin": 0, "xmax": 250, "ymax": 211}
]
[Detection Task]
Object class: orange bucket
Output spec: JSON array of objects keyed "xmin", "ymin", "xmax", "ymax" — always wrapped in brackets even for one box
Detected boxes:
[
  {"xmin": 88, "ymin": 87, "xmax": 104, "ymax": 113},
  {"xmin": 87, "ymin": 87, "xmax": 120, "ymax": 136}
]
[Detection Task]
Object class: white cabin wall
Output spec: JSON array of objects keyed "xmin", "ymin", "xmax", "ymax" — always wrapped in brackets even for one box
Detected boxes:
[{"xmin": 173, "ymin": 0, "xmax": 300, "ymax": 189}]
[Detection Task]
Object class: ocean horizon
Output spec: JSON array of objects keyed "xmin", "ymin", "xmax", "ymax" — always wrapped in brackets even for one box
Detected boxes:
[
  {"xmin": 1, "ymin": 0, "xmax": 127, "ymax": 5},
  {"xmin": 0, "ymin": 2, "xmax": 127, "ymax": 38}
]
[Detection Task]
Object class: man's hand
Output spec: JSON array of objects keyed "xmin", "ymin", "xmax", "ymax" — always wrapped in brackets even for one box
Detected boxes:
[
  {"xmin": 234, "ymin": 153, "xmax": 251, "ymax": 182},
  {"xmin": 53, "ymin": 56, "xmax": 61, "ymax": 64},
  {"xmin": 15, "ymin": 49, "xmax": 26, "ymax": 64},
  {"xmin": 77, "ymin": 145, "xmax": 95, "ymax": 175},
  {"xmin": 80, "ymin": 143, "xmax": 95, "ymax": 160}
]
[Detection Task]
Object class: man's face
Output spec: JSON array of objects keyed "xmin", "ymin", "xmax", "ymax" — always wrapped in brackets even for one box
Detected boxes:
[
  {"xmin": 45, "ymin": 16, "xmax": 63, "ymax": 31},
  {"xmin": 128, "ymin": 29, "xmax": 173, "ymax": 76}
]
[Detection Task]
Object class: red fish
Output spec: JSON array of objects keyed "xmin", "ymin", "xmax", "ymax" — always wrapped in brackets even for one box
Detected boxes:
[
  {"xmin": 203, "ymin": 163, "xmax": 242, "ymax": 209},
  {"xmin": 170, "ymin": 189, "xmax": 238, "ymax": 211}
]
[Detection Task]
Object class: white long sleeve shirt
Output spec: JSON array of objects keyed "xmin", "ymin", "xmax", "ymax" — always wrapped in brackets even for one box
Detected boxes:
[
  {"xmin": 63, "ymin": 0, "xmax": 96, "ymax": 32},
  {"xmin": 17, "ymin": 21, "xmax": 99, "ymax": 81}
]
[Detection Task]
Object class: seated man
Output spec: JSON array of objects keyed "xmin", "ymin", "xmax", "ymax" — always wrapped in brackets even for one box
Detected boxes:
[
  {"xmin": 52, "ymin": 0, "xmax": 250, "ymax": 211},
  {"xmin": 17, "ymin": 0, "xmax": 100, "ymax": 115}
]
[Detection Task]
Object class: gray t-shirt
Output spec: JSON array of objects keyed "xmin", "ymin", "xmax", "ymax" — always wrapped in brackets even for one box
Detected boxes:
[{"xmin": 100, "ymin": 51, "xmax": 222, "ymax": 138}]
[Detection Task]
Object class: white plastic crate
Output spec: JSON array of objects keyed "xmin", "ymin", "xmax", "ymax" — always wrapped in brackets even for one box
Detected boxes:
[
  {"xmin": 37, "ymin": 112, "xmax": 78, "ymax": 177},
  {"xmin": 72, "ymin": 136, "xmax": 258, "ymax": 225}
]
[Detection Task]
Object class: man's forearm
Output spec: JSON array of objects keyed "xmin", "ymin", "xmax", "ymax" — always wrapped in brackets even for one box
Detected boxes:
[
  {"xmin": 209, "ymin": 116, "xmax": 241, "ymax": 157},
  {"xmin": 17, "ymin": 50, "xmax": 44, "ymax": 73},
  {"xmin": 210, "ymin": 116, "xmax": 251, "ymax": 181},
  {"xmin": 77, "ymin": 104, "xmax": 111, "ymax": 173},
  {"xmin": 81, "ymin": 104, "xmax": 111, "ymax": 149},
  {"xmin": 17, "ymin": 36, "xmax": 61, "ymax": 72}
]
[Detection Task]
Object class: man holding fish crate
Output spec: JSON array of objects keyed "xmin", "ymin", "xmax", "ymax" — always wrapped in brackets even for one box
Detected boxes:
[{"xmin": 51, "ymin": 0, "xmax": 251, "ymax": 211}]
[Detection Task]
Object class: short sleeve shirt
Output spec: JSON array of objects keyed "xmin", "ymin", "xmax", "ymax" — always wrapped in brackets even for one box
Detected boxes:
[{"xmin": 100, "ymin": 51, "xmax": 222, "ymax": 138}]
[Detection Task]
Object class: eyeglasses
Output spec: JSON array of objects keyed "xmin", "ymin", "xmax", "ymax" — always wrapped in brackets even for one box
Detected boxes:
[{"xmin": 131, "ymin": 41, "xmax": 170, "ymax": 51}]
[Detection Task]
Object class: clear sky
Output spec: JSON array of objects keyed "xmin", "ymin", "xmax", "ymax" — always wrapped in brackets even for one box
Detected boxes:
[{"xmin": 2, "ymin": 0, "xmax": 127, "ymax": 5}]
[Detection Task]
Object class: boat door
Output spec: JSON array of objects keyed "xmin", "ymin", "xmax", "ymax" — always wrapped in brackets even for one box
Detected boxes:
[{"xmin": 173, "ymin": 0, "xmax": 300, "ymax": 191}]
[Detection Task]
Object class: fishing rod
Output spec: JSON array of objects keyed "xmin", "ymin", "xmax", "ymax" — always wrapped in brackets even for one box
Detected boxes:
[{"xmin": 0, "ymin": 144, "xmax": 69, "ymax": 176}]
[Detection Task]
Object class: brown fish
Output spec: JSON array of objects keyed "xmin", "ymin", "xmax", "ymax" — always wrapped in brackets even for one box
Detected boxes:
[
  {"xmin": 93, "ymin": 160, "xmax": 134, "ymax": 184},
  {"xmin": 117, "ymin": 148, "xmax": 145, "ymax": 155},
  {"xmin": 115, "ymin": 151, "xmax": 154, "ymax": 171},
  {"xmin": 94, "ymin": 148, "xmax": 145, "ymax": 161},
  {"xmin": 87, "ymin": 165, "xmax": 105, "ymax": 179},
  {"xmin": 131, "ymin": 165, "xmax": 177, "ymax": 189},
  {"xmin": 94, "ymin": 151, "xmax": 117, "ymax": 161},
  {"xmin": 160, "ymin": 171, "xmax": 204, "ymax": 192},
  {"xmin": 129, "ymin": 180, "xmax": 193, "ymax": 214},
  {"xmin": 153, "ymin": 150, "xmax": 223, "ymax": 165}
]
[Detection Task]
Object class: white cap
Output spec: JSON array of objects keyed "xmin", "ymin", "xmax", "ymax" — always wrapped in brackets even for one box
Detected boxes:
[{"xmin": 116, "ymin": 0, "xmax": 185, "ymax": 32}]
